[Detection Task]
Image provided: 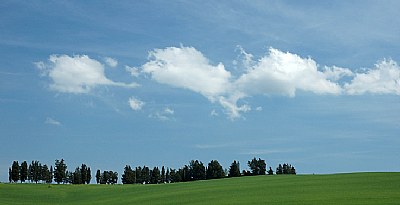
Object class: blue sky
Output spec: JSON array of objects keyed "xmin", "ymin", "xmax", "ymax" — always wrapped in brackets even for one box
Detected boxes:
[{"xmin": 1, "ymin": 1, "xmax": 399, "ymax": 182}]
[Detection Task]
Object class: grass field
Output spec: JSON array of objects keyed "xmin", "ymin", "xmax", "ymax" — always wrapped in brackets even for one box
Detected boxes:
[{"xmin": 0, "ymin": 172, "xmax": 399, "ymax": 204}]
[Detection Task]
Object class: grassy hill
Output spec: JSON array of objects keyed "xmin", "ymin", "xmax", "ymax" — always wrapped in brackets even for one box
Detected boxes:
[{"xmin": 0, "ymin": 172, "xmax": 399, "ymax": 204}]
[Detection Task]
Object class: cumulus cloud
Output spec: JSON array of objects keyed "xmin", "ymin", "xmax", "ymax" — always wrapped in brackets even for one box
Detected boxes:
[
  {"xmin": 45, "ymin": 117, "xmax": 61, "ymax": 126},
  {"xmin": 142, "ymin": 46, "xmax": 232, "ymax": 98},
  {"xmin": 236, "ymin": 48, "xmax": 342, "ymax": 97},
  {"xmin": 104, "ymin": 57, "xmax": 118, "ymax": 68},
  {"xmin": 36, "ymin": 54, "xmax": 137, "ymax": 94},
  {"xmin": 128, "ymin": 97, "xmax": 145, "ymax": 111},
  {"xmin": 140, "ymin": 46, "xmax": 343, "ymax": 119},
  {"xmin": 345, "ymin": 59, "xmax": 400, "ymax": 95}
]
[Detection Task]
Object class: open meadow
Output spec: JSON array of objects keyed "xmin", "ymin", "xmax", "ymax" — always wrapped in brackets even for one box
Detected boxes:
[{"xmin": 0, "ymin": 172, "xmax": 399, "ymax": 204}]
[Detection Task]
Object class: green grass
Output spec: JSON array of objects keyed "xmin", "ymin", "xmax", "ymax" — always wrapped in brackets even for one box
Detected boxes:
[{"xmin": 0, "ymin": 172, "xmax": 399, "ymax": 204}]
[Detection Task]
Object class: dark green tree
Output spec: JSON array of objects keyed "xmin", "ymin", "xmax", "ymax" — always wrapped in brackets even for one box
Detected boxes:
[
  {"xmin": 190, "ymin": 160, "xmax": 206, "ymax": 181},
  {"xmin": 150, "ymin": 167, "xmax": 160, "ymax": 184},
  {"xmin": 86, "ymin": 167, "xmax": 91, "ymax": 184},
  {"xmin": 80, "ymin": 164, "xmax": 88, "ymax": 184},
  {"xmin": 72, "ymin": 167, "xmax": 82, "ymax": 184},
  {"xmin": 122, "ymin": 165, "xmax": 136, "ymax": 184},
  {"xmin": 110, "ymin": 171, "xmax": 118, "ymax": 184},
  {"xmin": 165, "ymin": 168, "xmax": 170, "ymax": 183},
  {"xmin": 96, "ymin": 169, "xmax": 101, "ymax": 184},
  {"xmin": 276, "ymin": 164, "xmax": 283, "ymax": 175},
  {"xmin": 206, "ymin": 160, "xmax": 225, "ymax": 179},
  {"xmin": 20, "ymin": 161, "xmax": 28, "ymax": 183},
  {"xmin": 161, "ymin": 166, "xmax": 166, "ymax": 183},
  {"xmin": 247, "ymin": 158, "xmax": 266, "ymax": 175},
  {"xmin": 11, "ymin": 161, "xmax": 20, "ymax": 182},
  {"xmin": 267, "ymin": 167, "xmax": 274, "ymax": 175},
  {"xmin": 54, "ymin": 159, "xmax": 67, "ymax": 184},
  {"xmin": 8, "ymin": 167, "xmax": 12, "ymax": 183},
  {"xmin": 41, "ymin": 164, "xmax": 52, "ymax": 183},
  {"xmin": 228, "ymin": 160, "xmax": 241, "ymax": 177}
]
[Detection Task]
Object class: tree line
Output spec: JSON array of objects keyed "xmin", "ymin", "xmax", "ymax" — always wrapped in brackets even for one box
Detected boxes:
[
  {"xmin": 8, "ymin": 159, "xmax": 91, "ymax": 184},
  {"xmin": 8, "ymin": 158, "xmax": 296, "ymax": 184}
]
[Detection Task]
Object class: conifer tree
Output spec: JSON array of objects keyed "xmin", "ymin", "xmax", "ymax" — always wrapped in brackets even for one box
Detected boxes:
[{"xmin": 20, "ymin": 161, "xmax": 28, "ymax": 183}]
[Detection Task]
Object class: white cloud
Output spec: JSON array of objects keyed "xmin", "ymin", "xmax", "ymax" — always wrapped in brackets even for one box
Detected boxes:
[
  {"xmin": 128, "ymin": 97, "xmax": 145, "ymax": 111},
  {"xmin": 104, "ymin": 57, "xmax": 118, "ymax": 68},
  {"xmin": 125, "ymin": 65, "xmax": 140, "ymax": 77},
  {"xmin": 45, "ymin": 117, "xmax": 61, "ymax": 126},
  {"xmin": 256, "ymin": 106, "xmax": 263, "ymax": 111},
  {"xmin": 140, "ymin": 46, "xmax": 400, "ymax": 119},
  {"xmin": 236, "ymin": 48, "xmax": 342, "ymax": 97},
  {"xmin": 36, "ymin": 54, "xmax": 137, "ymax": 94},
  {"xmin": 142, "ymin": 46, "xmax": 232, "ymax": 98},
  {"xmin": 345, "ymin": 59, "xmax": 400, "ymax": 95}
]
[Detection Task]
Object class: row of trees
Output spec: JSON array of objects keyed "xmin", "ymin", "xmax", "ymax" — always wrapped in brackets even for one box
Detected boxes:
[
  {"xmin": 8, "ymin": 159, "xmax": 91, "ymax": 184},
  {"xmin": 9, "ymin": 158, "xmax": 296, "ymax": 184},
  {"xmin": 118, "ymin": 158, "xmax": 295, "ymax": 185}
]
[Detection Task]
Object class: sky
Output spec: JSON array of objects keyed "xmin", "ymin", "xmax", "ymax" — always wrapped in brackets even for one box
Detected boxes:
[{"xmin": 1, "ymin": 0, "xmax": 399, "ymax": 182}]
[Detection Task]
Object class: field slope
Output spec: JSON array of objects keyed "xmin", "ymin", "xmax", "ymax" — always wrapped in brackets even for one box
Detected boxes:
[{"xmin": 0, "ymin": 172, "xmax": 399, "ymax": 205}]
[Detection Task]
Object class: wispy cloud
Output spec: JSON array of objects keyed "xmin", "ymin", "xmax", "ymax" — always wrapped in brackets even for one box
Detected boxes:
[
  {"xmin": 149, "ymin": 107, "xmax": 175, "ymax": 121},
  {"xmin": 45, "ymin": 117, "xmax": 61, "ymax": 126}
]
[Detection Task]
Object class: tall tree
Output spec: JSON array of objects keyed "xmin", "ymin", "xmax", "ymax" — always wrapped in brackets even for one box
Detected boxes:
[
  {"xmin": 73, "ymin": 167, "xmax": 82, "ymax": 184},
  {"xmin": 8, "ymin": 167, "xmax": 12, "ymax": 183},
  {"xmin": 206, "ymin": 160, "xmax": 225, "ymax": 179},
  {"xmin": 122, "ymin": 165, "xmax": 135, "ymax": 184},
  {"xmin": 49, "ymin": 166, "xmax": 53, "ymax": 183},
  {"xmin": 41, "ymin": 164, "xmax": 51, "ymax": 183},
  {"xmin": 228, "ymin": 160, "xmax": 241, "ymax": 177},
  {"xmin": 54, "ymin": 159, "xmax": 67, "ymax": 184},
  {"xmin": 86, "ymin": 167, "xmax": 91, "ymax": 184},
  {"xmin": 96, "ymin": 169, "xmax": 101, "ymax": 184},
  {"xmin": 80, "ymin": 164, "xmax": 88, "ymax": 184},
  {"xmin": 165, "ymin": 168, "xmax": 170, "ymax": 183},
  {"xmin": 150, "ymin": 167, "xmax": 160, "ymax": 184},
  {"xmin": 11, "ymin": 161, "xmax": 20, "ymax": 182},
  {"xmin": 161, "ymin": 166, "xmax": 166, "ymax": 183},
  {"xmin": 20, "ymin": 161, "xmax": 28, "ymax": 183}
]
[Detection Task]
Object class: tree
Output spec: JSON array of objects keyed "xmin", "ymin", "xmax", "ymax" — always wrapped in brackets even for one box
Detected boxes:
[
  {"xmin": 41, "ymin": 164, "xmax": 52, "ymax": 184},
  {"xmin": 48, "ymin": 166, "xmax": 53, "ymax": 183},
  {"xmin": 276, "ymin": 164, "xmax": 283, "ymax": 175},
  {"xmin": 165, "ymin": 168, "xmax": 170, "ymax": 183},
  {"xmin": 190, "ymin": 160, "xmax": 206, "ymax": 181},
  {"xmin": 20, "ymin": 161, "xmax": 28, "ymax": 183},
  {"xmin": 247, "ymin": 158, "xmax": 266, "ymax": 176},
  {"xmin": 161, "ymin": 166, "xmax": 166, "ymax": 183},
  {"xmin": 267, "ymin": 167, "xmax": 274, "ymax": 175},
  {"xmin": 150, "ymin": 167, "xmax": 160, "ymax": 184},
  {"xmin": 11, "ymin": 161, "xmax": 20, "ymax": 182},
  {"xmin": 206, "ymin": 160, "xmax": 225, "ymax": 179},
  {"xmin": 122, "ymin": 165, "xmax": 136, "ymax": 184},
  {"xmin": 86, "ymin": 167, "xmax": 91, "ymax": 184},
  {"xmin": 8, "ymin": 167, "xmax": 12, "ymax": 183},
  {"xmin": 54, "ymin": 159, "xmax": 67, "ymax": 184},
  {"xmin": 96, "ymin": 169, "xmax": 101, "ymax": 184},
  {"xmin": 228, "ymin": 160, "xmax": 241, "ymax": 177},
  {"xmin": 80, "ymin": 164, "xmax": 88, "ymax": 184}
]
